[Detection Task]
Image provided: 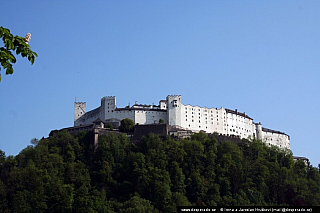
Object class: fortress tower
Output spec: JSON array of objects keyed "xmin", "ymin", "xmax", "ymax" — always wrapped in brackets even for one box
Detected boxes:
[
  {"xmin": 255, "ymin": 122, "xmax": 263, "ymax": 140},
  {"xmin": 167, "ymin": 95, "xmax": 182, "ymax": 128},
  {"xmin": 74, "ymin": 102, "xmax": 86, "ymax": 124},
  {"xmin": 101, "ymin": 96, "xmax": 116, "ymax": 119}
]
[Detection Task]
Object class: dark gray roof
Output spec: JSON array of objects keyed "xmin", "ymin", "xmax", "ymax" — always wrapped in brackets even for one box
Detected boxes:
[
  {"xmin": 293, "ymin": 156, "xmax": 309, "ymax": 161},
  {"xmin": 262, "ymin": 127, "xmax": 289, "ymax": 137},
  {"xmin": 115, "ymin": 108, "xmax": 166, "ymax": 112},
  {"xmin": 225, "ymin": 108, "xmax": 253, "ymax": 120}
]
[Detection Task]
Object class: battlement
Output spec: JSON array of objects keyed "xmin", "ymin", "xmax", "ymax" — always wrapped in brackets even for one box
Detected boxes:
[
  {"xmin": 101, "ymin": 96, "xmax": 116, "ymax": 100},
  {"xmin": 75, "ymin": 102, "xmax": 86, "ymax": 104},
  {"xmin": 167, "ymin": 95, "xmax": 181, "ymax": 98}
]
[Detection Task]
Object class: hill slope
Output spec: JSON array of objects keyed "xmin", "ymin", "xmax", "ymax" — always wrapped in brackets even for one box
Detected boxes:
[{"xmin": 0, "ymin": 131, "xmax": 319, "ymax": 212}]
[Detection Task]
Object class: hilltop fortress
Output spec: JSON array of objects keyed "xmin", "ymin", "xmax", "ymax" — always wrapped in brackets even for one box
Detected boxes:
[{"xmin": 74, "ymin": 95, "xmax": 290, "ymax": 149}]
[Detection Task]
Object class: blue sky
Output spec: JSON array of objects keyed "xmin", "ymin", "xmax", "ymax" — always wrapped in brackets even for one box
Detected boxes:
[{"xmin": 1, "ymin": 1, "xmax": 320, "ymax": 166}]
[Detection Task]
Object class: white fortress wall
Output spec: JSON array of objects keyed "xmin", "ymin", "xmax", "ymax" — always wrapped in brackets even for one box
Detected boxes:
[
  {"xmin": 74, "ymin": 94, "xmax": 290, "ymax": 149},
  {"xmin": 112, "ymin": 109, "xmax": 135, "ymax": 123},
  {"xmin": 180, "ymin": 104, "xmax": 226, "ymax": 133},
  {"xmin": 261, "ymin": 128, "xmax": 290, "ymax": 149},
  {"xmin": 74, "ymin": 105, "xmax": 103, "ymax": 126},
  {"xmin": 134, "ymin": 110, "xmax": 147, "ymax": 125},
  {"xmin": 145, "ymin": 110, "xmax": 167, "ymax": 124},
  {"xmin": 225, "ymin": 109, "xmax": 255, "ymax": 139}
]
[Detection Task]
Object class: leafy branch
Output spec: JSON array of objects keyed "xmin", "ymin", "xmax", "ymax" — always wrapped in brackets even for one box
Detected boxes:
[{"xmin": 0, "ymin": 26, "xmax": 38, "ymax": 81}]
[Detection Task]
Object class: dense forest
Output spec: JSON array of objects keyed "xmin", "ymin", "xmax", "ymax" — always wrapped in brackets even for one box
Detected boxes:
[{"xmin": 0, "ymin": 130, "xmax": 320, "ymax": 212}]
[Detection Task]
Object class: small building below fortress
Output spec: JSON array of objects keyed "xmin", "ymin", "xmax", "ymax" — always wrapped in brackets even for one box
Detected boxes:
[{"xmin": 74, "ymin": 95, "xmax": 290, "ymax": 149}]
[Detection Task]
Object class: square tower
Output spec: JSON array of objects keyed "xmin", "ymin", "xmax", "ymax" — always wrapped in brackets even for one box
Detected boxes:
[
  {"xmin": 74, "ymin": 102, "xmax": 86, "ymax": 124},
  {"xmin": 167, "ymin": 95, "xmax": 182, "ymax": 128},
  {"xmin": 101, "ymin": 96, "xmax": 116, "ymax": 119}
]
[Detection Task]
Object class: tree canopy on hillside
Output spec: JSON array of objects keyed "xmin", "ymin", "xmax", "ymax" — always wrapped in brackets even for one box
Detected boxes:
[
  {"xmin": 0, "ymin": 131, "xmax": 319, "ymax": 212},
  {"xmin": 119, "ymin": 118, "xmax": 135, "ymax": 132}
]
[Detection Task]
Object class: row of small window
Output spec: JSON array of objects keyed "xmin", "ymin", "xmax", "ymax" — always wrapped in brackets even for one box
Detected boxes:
[
  {"xmin": 186, "ymin": 117, "xmax": 219, "ymax": 121},
  {"xmin": 186, "ymin": 115, "xmax": 219, "ymax": 120},
  {"xmin": 227, "ymin": 125, "xmax": 250, "ymax": 130},
  {"xmin": 188, "ymin": 124, "xmax": 209, "ymax": 129},
  {"xmin": 185, "ymin": 108, "xmax": 226, "ymax": 115},
  {"xmin": 186, "ymin": 119, "xmax": 220, "ymax": 125},
  {"xmin": 108, "ymin": 110, "xmax": 166, "ymax": 114},
  {"xmin": 227, "ymin": 118, "xmax": 249, "ymax": 123},
  {"xmin": 187, "ymin": 125, "xmax": 228, "ymax": 130},
  {"xmin": 185, "ymin": 111, "xmax": 221, "ymax": 115}
]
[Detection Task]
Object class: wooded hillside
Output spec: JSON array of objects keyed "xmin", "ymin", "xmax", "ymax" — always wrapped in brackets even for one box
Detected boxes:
[{"xmin": 0, "ymin": 131, "xmax": 319, "ymax": 212}]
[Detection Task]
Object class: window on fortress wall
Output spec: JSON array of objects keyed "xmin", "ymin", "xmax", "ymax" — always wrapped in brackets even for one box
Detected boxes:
[{"xmin": 192, "ymin": 120, "xmax": 194, "ymax": 122}]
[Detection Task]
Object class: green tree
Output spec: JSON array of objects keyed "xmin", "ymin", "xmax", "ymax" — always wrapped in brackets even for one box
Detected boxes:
[
  {"xmin": 0, "ymin": 180, "xmax": 8, "ymax": 212},
  {"xmin": 119, "ymin": 118, "xmax": 135, "ymax": 132},
  {"xmin": 0, "ymin": 27, "xmax": 38, "ymax": 81},
  {"xmin": 121, "ymin": 194, "xmax": 156, "ymax": 213},
  {"xmin": 107, "ymin": 122, "xmax": 114, "ymax": 130}
]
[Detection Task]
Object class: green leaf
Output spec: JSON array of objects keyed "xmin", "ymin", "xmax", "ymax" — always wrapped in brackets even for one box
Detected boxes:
[
  {"xmin": 30, "ymin": 56, "xmax": 35, "ymax": 65},
  {"xmin": 6, "ymin": 65, "xmax": 13, "ymax": 75},
  {"xmin": 16, "ymin": 46, "xmax": 22, "ymax": 55}
]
